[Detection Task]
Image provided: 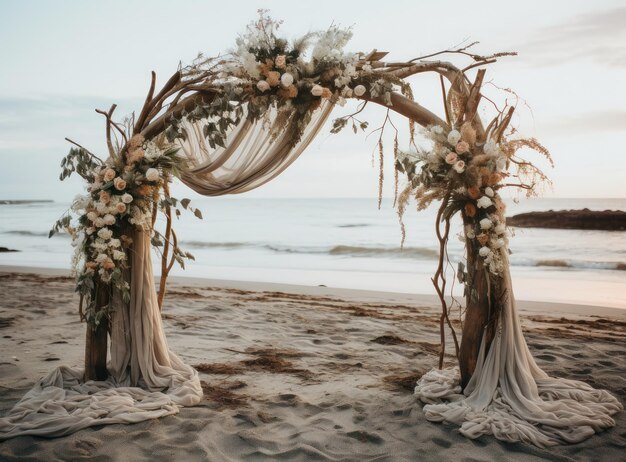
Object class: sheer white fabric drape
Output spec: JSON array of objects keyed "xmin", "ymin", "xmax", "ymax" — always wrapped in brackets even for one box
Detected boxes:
[
  {"xmin": 178, "ymin": 102, "xmax": 335, "ymax": 196},
  {"xmin": 414, "ymin": 251, "xmax": 623, "ymax": 447},
  {"xmin": 0, "ymin": 231, "xmax": 202, "ymax": 439},
  {"xmin": 0, "ymin": 102, "xmax": 334, "ymax": 440}
]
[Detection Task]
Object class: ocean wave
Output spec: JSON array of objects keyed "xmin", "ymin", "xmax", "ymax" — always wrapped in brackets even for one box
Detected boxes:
[
  {"xmin": 327, "ymin": 245, "xmax": 439, "ymax": 259},
  {"xmin": 3, "ymin": 230, "xmax": 67, "ymax": 238},
  {"xmin": 181, "ymin": 240, "xmax": 439, "ymax": 259},
  {"xmin": 513, "ymin": 258, "xmax": 626, "ymax": 271}
]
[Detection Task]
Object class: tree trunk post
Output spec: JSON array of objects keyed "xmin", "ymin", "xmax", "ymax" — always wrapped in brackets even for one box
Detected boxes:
[
  {"xmin": 458, "ymin": 219, "xmax": 501, "ymax": 390},
  {"xmin": 84, "ymin": 283, "xmax": 109, "ymax": 381}
]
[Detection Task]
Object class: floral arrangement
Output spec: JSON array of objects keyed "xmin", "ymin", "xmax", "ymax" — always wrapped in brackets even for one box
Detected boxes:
[
  {"xmin": 396, "ymin": 124, "xmax": 510, "ymax": 275},
  {"xmin": 51, "ymin": 134, "xmax": 200, "ymax": 326}
]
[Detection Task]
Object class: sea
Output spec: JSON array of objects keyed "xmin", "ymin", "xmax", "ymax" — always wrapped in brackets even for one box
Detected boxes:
[{"xmin": 1, "ymin": 197, "xmax": 625, "ymax": 309}]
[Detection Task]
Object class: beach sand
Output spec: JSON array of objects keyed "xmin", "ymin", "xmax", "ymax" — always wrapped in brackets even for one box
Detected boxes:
[{"xmin": 0, "ymin": 267, "xmax": 624, "ymax": 461}]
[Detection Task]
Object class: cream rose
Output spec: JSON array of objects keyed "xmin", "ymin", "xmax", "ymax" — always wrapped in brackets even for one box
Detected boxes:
[
  {"xmin": 97, "ymin": 228, "xmax": 113, "ymax": 240},
  {"xmin": 94, "ymin": 217, "xmax": 105, "ymax": 228},
  {"xmin": 121, "ymin": 193, "xmax": 133, "ymax": 204},
  {"xmin": 311, "ymin": 85, "xmax": 324, "ymax": 97},
  {"xmin": 145, "ymin": 168, "xmax": 159, "ymax": 182},
  {"xmin": 479, "ymin": 246, "xmax": 492, "ymax": 257},
  {"xmin": 256, "ymin": 80, "xmax": 270, "ymax": 92},
  {"xmin": 103, "ymin": 214, "xmax": 116, "ymax": 226},
  {"xmin": 353, "ymin": 85, "xmax": 366, "ymax": 97},
  {"xmin": 477, "ymin": 196, "xmax": 493, "ymax": 209},
  {"xmin": 479, "ymin": 218, "xmax": 493, "ymax": 230},
  {"xmin": 447, "ymin": 130, "xmax": 461, "ymax": 145},
  {"xmin": 453, "ymin": 160, "xmax": 465, "ymax": 173},
  {"xmin": 280, "ymin": 72, "xmax": 294, "ymax": 87}
]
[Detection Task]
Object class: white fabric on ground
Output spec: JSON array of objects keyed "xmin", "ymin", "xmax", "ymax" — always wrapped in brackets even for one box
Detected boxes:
[
  {"xmin": 0, "ymin": 231, "xmax": 202, "ymax": 440},
  {"xmin": 414, "ymin": 253, "xmax": 623, "ymax": 447}
]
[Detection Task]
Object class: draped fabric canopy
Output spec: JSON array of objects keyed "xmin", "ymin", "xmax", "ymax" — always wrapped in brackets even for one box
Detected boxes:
[
  {"xmin": 178, "ymin": 102, "xmax": 334, "ymax": 196},
  {"xmin": 0, "ymin": 102, "xmax": 334, "ymax": 440}
]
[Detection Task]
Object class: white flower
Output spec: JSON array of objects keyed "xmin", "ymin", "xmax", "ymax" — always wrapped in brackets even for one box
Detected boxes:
[
  {"xmin": 483, "ymin": 140, "xmax": 499, "ymax": 156},
  {"xmin": 494, "ymin": 223, "xmax": 506, "ymax": 235},
  {"xmin": 492, "ymin": 238, "xmax": 506, "ymax": 249},
  {"xmin": 496, "ymin": 156, "xmax": 507, "ymax": 172},
  {"xmin": 112, "ymin": 250, "xmax": 126, "ymax": 261},
  {"xmin": 453, "ymin": 160, "xmax": 465, "ymax": 173},
  {"xmin": 97, "ymin": 228, "xmax": 113, "ymax": 240},
  {"xmin": 86, "ymin": 227, "xmax": 95, "ymax": 235},
  {"xmin": 477, "ymin": 196, "xmax": 493, "ymax": 209},
  {"xmin": 95, "ymin": 253, "xmax": 108, "ymax": 264},
  {"xmin": 431, "ymin": 125, "xmax": 444, "ymax": 135},
  {"xmin": 484, "ymin": 187, "xmax": 494, "ymax": 197},
  {"xmin": 95, "ymin": 202, "xmax": 107, "ymax": 214},
  {"xmin": 353, "ymin": 85, "xmax": 366, "ymax": 97},
  {"xmin": 280, "ymin": 72, "xmax": 294, "ymax": 87},
  {"xmin": 480, "ymin": 218, "xmax": 493, "ymax": 230},
  {"xmin": 103, "ymin": 214, "xmax": 116, "ymax": 226},
  {"xmin": 94, "ymin": 217, "xmax": 105, "ymax": 228},
  {"xmin": 362, "ymin": 64, "xmax": 372, "ymax": 72},
  {"xmin": 447, "ymin": 130, "xmax": 461, "ymax": 145},
  {"xmin": 466, "ymin": 228, "xmax": 476, "ymax": 239},
  {"xmin": 87, "ymin": 211, "xmax": 98, "ymax": 222},
  {"xmin": 71, "ymin": 194, "xmax": 90, "ymax": 212},
  {"xmin": 479, "ymin": 246, "xmax": 492, "ymax": 257},
  {"xmin": 109, "ymin": 238, "xmax": 121, "ymax": 248},
  {"xmin": 341, "ymin": 86, "xmax": 353, "ymax": 98},
  {"xmin": 256, "ymin": 80, "xmax": 270, "ymax": 92},
  {"xmin": 121, "ymin": 193, "xmax": 133, "ymax": 204},
  {"xmin": 146, "ymin": 168, "xmax": 160, "ymax": 182},
  {"xmin": 311, "ymin": 85, "xmax": 324, "ymax": 97}
]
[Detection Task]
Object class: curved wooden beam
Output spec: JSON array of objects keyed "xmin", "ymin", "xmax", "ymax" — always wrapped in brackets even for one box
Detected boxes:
[{"xmin": 360, "ymin": 92, "xmax": 448, "ymax": 129}]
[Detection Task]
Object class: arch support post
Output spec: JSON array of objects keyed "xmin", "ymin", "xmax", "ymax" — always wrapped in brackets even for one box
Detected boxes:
[{"xmin": 84, "ymin": 283, "xmax": 109, "ymax": 381}]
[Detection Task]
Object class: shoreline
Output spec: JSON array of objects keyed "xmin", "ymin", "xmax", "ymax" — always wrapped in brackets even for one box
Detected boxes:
[{"xmin": 1, "ymin": 264, "xmax": 624, "ymax": 319}]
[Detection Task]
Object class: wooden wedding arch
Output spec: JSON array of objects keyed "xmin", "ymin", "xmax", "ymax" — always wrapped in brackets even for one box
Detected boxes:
[{"xmin": 1, "ymin": 14, "xmax": 620, "ymax": 446}]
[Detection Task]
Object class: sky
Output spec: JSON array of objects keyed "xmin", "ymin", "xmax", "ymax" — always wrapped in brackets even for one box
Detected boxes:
[{"xmin": 1, "ymin": 0, "xmax": 625, "ymax": 201}]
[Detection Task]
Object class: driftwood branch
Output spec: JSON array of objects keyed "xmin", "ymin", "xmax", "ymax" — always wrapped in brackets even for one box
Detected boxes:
[{"xmin": 95, "ymin": 104, "xmax": 118, "ymax": 158}]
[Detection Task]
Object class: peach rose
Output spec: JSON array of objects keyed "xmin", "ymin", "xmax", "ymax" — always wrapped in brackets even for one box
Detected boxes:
[
  {"xmin": 455, "ymin": 141, "xmax": 470, "ymax": 154},
  {"xmin": 464, "ymin": 203, "xmax": 477, "ymax": 218},
  {"xmin": 103, "ymin": 168, "xmax": 116, "ymax": 182},
  {"xmin": 275, "ymin": 55, "xmax": 286, "ymax": 68},
  {"xmin": 266, "ymin": 71, "xmax": 280, "ymax": 87},
  {"xmin": 477, "ymin": 233, "xmax": 489, "ymax": 245},
  {"xmin": 467, "ymin": 186, "xmax": 481, "ymax": 200},
  {"xmin": 445, "ymin": 152, "xmax": 458, "ymax": 165},
  {"xmin": 85, "ymin": 261, "xmax": 97, "ymax": 270},
  {"xmin": 114, "ymin": 177, "xmax": 127, "ymax": 191},
  {"xmin": 102, "ymin": 258, "xmax": 115, "ymax": 270},
  {"xmin": 99, "ymin": 191, "xmax": 111, "ymax": 204},
  {"xmin": 115, "ymin": 202, "xmax": 127, "ymax": 214}
]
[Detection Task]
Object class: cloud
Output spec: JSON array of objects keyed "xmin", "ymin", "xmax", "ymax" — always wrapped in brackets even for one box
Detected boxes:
[
  {"xmin": 541, "ymin": 110, "xmax": 626, "ymax": 136},
  {"xmin": 515, "ymin": 7, "xmax": 626, "ymax": 67}
]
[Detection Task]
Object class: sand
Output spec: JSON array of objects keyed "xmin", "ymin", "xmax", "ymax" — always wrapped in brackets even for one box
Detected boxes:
[{"xmin": 0, "ymin": 267, "xmax": 624, "ymax": 461}]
